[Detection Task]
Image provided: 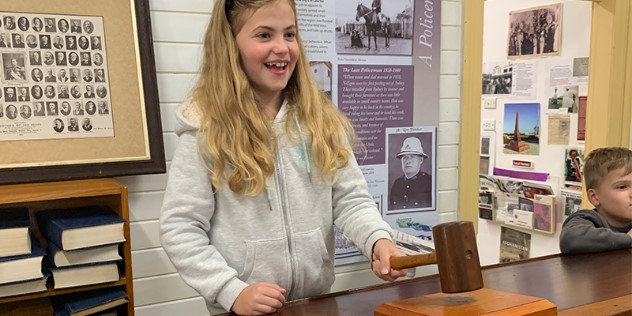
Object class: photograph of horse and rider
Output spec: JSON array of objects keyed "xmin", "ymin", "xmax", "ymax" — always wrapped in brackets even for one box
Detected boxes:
[{"xmin": 335, "ymin": 0, "xmax": 414, "ymax": 55}]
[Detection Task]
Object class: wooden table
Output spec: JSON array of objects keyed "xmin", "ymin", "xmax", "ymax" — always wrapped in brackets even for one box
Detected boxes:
[{"xmin": 249, "ymin": 248, "xmax": 631, "ymax": 315}]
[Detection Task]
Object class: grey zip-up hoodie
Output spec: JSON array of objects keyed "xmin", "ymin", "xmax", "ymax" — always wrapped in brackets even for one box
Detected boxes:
[{"xmin": 160, "ymin": 100, "xmax": 393, "ymax": 314}]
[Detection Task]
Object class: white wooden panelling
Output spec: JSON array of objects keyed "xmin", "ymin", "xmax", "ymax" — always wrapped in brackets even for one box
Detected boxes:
[
  {"xmin": 440, "ymin": 50, "xmax": 461, "ymax": 75},
  {"xmin": 129, "ymin": 191, "xmax": 164, "ymax": 221},
  {"xmin": 437, "ymin": 145, "xmax": 459, "ymax": 168},
  {"xmin": 437, "ymin": 190, "xmax": 458, "ymax": 213},
  {"xmin": 160, "ymin": 103, "xmax": 179, "ymax": 132},
  {"xmin": 441, "ymin": 1, "xmax": 463, "ymax": 26},
  {"xmin": 117, "ymin": 172, "xmax": 168, "ymax": 193},
  {"xmin": 133, "ymin": 273, "xmax": 199, "ymax": 306},
  {"xmin": 438, "ymin": 211, "xmax": 459, "ymax": 222},
  {"xmin": 130, "ymin": 220, "xmax": 161, "ymax": 250},
  {"xmin": 331, "ymin": 265, "xmax": 438, "ymax": 293},
  {"xmin": 439, "ymin": 99, "xmax": 461, "ymax": 122},
  {"xmin": 438, "ymin": 122, "xmax": 460, "ymax": 145},
  {"xmin": 150, "ymin": 0, "xmax": 214, "ymax": 13},
  {"xmin": 440, "ymin": 25, "xmax": 462, "ymax": 50},
  {"xmin": 440, "ymin": 75, "xmax": 461, "ymax": 99},
  {"xmin": 156, "ymin": 73, "xmax": 197, "ymax": 103},
  {"xmin": 150, "ymin": 11, "xmax": 209, "ymax": 43},
  {"xmin": 154, "ymin": 43, "xmax": 203, "ymax": 73},
  {"xmin": 135, "ymin": 297, "xmax": 208, "ymax": 316},
  {"xmin": 437, "ymin": 168, "xmax": 458, "ymax": 191},
  {"xmin": 330, "ymin": 269, "xmax": 385, "ymax": 292},
  {"xmin": 163, "ymin": 133, "xmax": 179, "ymax": 162},
  {"xmin": 132, "ymin": 248, "xmax": 176, "ymax": 278}
]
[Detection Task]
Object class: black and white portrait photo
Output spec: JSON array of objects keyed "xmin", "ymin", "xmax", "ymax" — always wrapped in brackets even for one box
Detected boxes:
[
  {"xmin": 3, "ymin": 16, "xmax": 16, "ymax": 30},
  {"xmin": 32, "ymin": 17, "xmax": 43, "ymax": 32},
  {"xmin": 30, "ymin": 51, "xmax": 42, "ymax": 65},
  {"xmin": 2, "ymin": 53, "xmax": 27, "ymax": 82},
  {"xmin": 17, "ymin": 16, "xmax": 30, "ymax": 32},
  {"xmin": 26, "ymin": 34, "xmax": 37, "ymax": 48},
  {"xmin": 386, "ymin": 127, "xmax": 436, "ymax": 213}
]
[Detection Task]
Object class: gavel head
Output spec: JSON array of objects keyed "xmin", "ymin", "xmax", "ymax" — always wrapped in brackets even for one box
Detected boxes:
[{"xmin": 432, "ymin": 221, "xmax": 483, "ymax": 293}]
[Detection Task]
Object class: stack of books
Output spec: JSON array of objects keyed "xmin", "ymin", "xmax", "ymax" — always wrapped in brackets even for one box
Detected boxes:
[
  {"xmin": 0, "ymin": 207, "xmax": 49, "ymax": 298},
  {"xmin": 37, "ymin": 206, "xmax": 126, "ymax": 289}
]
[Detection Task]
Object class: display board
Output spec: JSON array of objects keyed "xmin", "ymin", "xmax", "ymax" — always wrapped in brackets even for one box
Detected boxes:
[
  {"xmin": 296, "ymin": 0, "xmax": 442, "ymax": 265},
  {"xmin": 477, "ymin": 0, "xmax": 592, "ymax": 265}
]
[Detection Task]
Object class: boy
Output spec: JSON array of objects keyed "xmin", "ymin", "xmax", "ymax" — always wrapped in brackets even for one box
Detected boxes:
[{"xmin": 559, "ymin": 147, "xmax": 632, "ymax": 254}]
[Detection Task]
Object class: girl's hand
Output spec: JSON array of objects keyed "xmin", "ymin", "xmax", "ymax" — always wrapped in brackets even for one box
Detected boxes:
[
  {"xmin": 232, "ymin": 282, "xmax": 286, "ymax": 315},
  {"xmin": 371, "ymin": 239, "xmax": 408, "ymax": 282}
]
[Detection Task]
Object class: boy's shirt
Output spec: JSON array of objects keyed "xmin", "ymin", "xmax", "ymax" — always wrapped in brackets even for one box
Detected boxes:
[{"xmin": 559, "ymin": 209, "xmax": 632, "ymax": 254}]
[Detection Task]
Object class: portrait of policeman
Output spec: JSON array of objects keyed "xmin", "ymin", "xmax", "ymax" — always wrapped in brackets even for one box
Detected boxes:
[{"xmin": 389, "ymin": 136, "xmax": 432, "ymax": 210}]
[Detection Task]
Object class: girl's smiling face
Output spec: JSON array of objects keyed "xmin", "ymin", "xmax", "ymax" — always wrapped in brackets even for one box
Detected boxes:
[{"xmin": 235, "ymin": 0, "xmax": 299, "ymax": 102}]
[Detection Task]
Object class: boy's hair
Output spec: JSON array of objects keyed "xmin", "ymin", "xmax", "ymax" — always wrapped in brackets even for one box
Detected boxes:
[
  {"xmin": 583, "ymin": 147, "xmax": 632, "ymax": 190},
  {"xmin": 192, "ymin": 0, "xmax": 359, "ymax": 196}
]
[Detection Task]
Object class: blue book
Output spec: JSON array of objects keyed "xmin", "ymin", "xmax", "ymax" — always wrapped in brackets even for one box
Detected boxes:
[
  {"xmin": 53, "ymin": 287, "xmax": 127, "ymax": 316},
  {"xmin": 0, "ymin": 207, "xmax": 32, "ymax": 257},
  {"xmin": 0, "ymin": 207, "xmax": 30, "ymax": 228},
  {"xmin": 37, "ymin": 206, "xmax": 125, "ymax": 251},
  {"xmin": 0, "ymin": 236, "xmax": 45, "ymax": 284}
]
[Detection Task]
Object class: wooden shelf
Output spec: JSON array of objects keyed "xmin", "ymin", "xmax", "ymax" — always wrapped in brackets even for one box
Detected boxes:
[{"xmin": 0, "ymin": 178, "xmax": 134, "ymax": 315}]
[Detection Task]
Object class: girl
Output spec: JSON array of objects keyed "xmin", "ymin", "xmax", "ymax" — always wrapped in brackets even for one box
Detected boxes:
[{"xmin": 160, "ymin": 0, "xmax": 407, "ymax": 315}]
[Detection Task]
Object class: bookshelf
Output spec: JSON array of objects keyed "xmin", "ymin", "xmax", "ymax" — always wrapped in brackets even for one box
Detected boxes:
[{"xmin": 0, "ymin": 178, "xmax": 134, "ymax": 315}]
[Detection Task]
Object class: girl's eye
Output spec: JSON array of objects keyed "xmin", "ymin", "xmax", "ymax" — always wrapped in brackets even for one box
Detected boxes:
[{"xmin": 257, "ymin": 33, "xmax": 271, "ymax": 39}]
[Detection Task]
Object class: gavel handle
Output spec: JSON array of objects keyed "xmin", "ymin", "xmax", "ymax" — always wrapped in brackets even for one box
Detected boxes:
[{"xmin": 390, "ymin": 252, "xmax": 437, "ymax": 270}]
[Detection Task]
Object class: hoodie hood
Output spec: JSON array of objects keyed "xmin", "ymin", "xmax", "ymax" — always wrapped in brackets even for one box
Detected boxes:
[
  {"xmin": 175, "ymin": 99, "xmax": 201, "ymax": 136},
  {"xmin": 176, "ymin": 99, "xmax": 291, "ymax": 136}
]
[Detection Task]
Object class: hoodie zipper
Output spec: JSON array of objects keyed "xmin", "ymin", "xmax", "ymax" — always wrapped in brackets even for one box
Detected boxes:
[{"xmin": 271, "ymin": 114, "xmax": 297, "ymax": 298}]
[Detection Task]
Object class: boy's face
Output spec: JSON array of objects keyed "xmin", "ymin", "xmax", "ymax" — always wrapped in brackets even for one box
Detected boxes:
[{"xmin": 588, "ymin": 167, "xmax": 632, "ymax": 227}]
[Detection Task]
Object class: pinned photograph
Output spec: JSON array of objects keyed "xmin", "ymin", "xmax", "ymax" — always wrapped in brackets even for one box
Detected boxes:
[
  {"xmin": 507, "ymin": 3, "xmax": 562, "ymax": 58},
  {"xmin": 503, "ymin": 103, "xmax": 540, "ymax": 155},
  {"xmin": 563, "ymin": 147, "xmax": 584, "ymax": 189},
  {"xmin": 335, "ymin": 0, "xmax": 414, "ymax": 55}
]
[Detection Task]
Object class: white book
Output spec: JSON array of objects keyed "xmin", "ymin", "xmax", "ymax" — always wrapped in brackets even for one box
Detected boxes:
[
  {"xmin": 49, "ymin": 243, "xmax": 122, "ymax": 267},
  {"xmin": 51, "ymin": 262, "xmax": 119, "ymax": 289},
  {"xmin": 0, "ymin": 227, "xmax": 31, "ymax": 257},
  {"xmin": 0, "ymin": 276, "xmax": 48, "ymax": 298},
  {"xmin": 0, "ymin": 237, "xmax": 45, "ymax": 285},
  {"xmin": 0, "ymin": 207, "xmax": 31, "ymax": 257}
]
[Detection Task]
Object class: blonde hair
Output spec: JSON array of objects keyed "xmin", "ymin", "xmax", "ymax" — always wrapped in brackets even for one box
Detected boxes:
[
  {"xmin": 583, "ymin": 147, "xmax": 632, "ymax": 190},
  {"xmin": 192, "ymin": 0, "xmax": 359, "ymax": 196}
]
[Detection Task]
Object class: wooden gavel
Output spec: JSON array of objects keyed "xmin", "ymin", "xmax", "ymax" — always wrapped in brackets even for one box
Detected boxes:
[{"xmin": 390, "ymin": 221, "xmax": 484, "ymax": 293}]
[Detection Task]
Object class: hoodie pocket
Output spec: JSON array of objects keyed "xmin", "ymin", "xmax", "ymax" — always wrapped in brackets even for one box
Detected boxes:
[
  {"xmin": 239, "ymin": 237, "xmax": 290, "ymax": 291},
  {"xmin": 238, "ymin": 229, "xmax": 334, "ymax": 300},
  {"xmin": 292, "ymin": 228, "xmax": 334, "ymax": 298}
]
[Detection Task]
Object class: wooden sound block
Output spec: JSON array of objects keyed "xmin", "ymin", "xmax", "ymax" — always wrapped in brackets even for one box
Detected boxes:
[{"xmin": 374, "ymin": 287, "xmax": 557, "ymax": 316}]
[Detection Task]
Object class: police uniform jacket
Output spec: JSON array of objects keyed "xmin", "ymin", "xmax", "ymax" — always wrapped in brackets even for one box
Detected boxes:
[{"xmin": 389, "ymin": 172, "xmax": 431, "ymax": 210}]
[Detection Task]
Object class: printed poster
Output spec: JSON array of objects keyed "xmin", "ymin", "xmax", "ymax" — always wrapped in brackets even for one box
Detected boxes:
[{"xmin": 299, "ymin": 0, "xmax": 442, "ymax": 265}]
